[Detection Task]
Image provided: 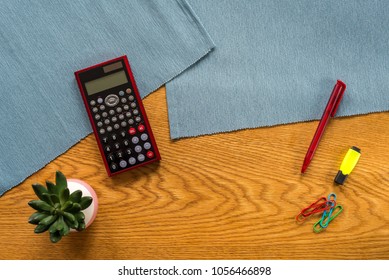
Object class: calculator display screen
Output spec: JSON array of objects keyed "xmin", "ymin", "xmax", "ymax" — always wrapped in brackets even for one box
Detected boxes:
[{"xmin": 85, "ymin": 70, "xmax": 128, "ymax": 95}]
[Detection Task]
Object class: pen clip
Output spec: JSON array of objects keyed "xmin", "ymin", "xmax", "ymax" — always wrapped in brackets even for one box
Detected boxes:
[{"xmin": 330, "ymin": 80, "xmax": 346, "ymax": 117}]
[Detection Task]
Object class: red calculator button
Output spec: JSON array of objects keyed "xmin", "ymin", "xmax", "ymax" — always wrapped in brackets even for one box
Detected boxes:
[
  {"xmin": 138, "ymin": 124, "xmax": 145, "ymax": 132},
  {"xmin": 128, "ymin": 127, "xmax": 136, "ymax": 135},
  {"xmin": 146, "ymin": 151, "xmax": 154, "ymax": 158}
]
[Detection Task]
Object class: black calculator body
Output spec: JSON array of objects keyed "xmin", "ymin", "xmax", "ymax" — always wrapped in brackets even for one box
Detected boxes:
[{"xmin": 75, "ymin": 56, "xmax": 160, "ymax": 176}]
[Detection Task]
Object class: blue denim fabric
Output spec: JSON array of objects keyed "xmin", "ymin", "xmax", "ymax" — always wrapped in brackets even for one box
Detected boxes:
[
  {"xmin": 0, "ymin": 0, "xmax": 214, "ymax": 195},
  {"xmin": 166, "ymin": 0, "xmax": 389, "ymax": 139}
]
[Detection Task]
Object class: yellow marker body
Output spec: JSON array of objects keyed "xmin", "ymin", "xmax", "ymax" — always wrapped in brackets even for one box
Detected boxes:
[{"xmin": 334, "ymin": 146, "xmax": 361, "ymax": 185}]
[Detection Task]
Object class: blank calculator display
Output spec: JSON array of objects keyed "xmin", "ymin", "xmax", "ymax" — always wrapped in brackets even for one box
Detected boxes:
[{"xmin": 75, "ymin": 56, "xmax": 160, "ymax": 176}]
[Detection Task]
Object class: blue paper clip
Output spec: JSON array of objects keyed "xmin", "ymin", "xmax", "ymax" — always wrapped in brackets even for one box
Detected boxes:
[{"xmin": 319, "ymin": 193, "xmax": 337, "ymax": 228}]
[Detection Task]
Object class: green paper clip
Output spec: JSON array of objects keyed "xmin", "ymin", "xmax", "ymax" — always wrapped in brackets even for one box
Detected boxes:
[{"xmin": 313, "ymin": 205, "xmax": 343, "ymax": 233}]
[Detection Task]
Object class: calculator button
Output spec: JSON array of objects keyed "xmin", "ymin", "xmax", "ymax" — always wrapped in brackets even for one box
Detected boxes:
[
  {"xmin": 135, "ymin": 116, "xmax": 141, "ymax": 122},
  {"xmin": 128, "ymin": 119, "xmax": 134, "ymax": 125},
  {"xmin": 126, "ymin": 88, "xmax": 132, "ymax": 94},
  {"xmin": 120, "ymin": 131, "xmax": 126, "ymax": 138},
  {"xmin": 116, "ymin": 107, "xmax": 123, "ymax": 113},
  {"xmin": 97, "ymin": 98, "xmax": 103, "ymax": 104},
  {"xmin": 125, "ymin": 148, "xmax": 132, "ymax": 155},
  {"xmin": 146, "ymin": 151, "xmax": 154, "ymax": 158},
  {"xmin": 126, "ymin": 112, "xmax": 132, "ymax": 118},
  {"xmin": 118, "ymin": 114, "xmax": 125, "ymax": 120},
  {"xmin": 92, "ymin": 107, "xmax": 98, "ymax": 113},
  {"xmin": 119, "ymin": 160, "xmax": 127, "ymax": 168},
  {"xmin": 114, "ymin": 124, "xmax": 120, "ymax": 130},
  {"xmin": 104, "ymin": 119, "xmax": 110, "ymax": 125},
  {"xmin": 137, "ymin": 154, "xmax": 145, "ymax": 162},
  {"xmin": 129, "ymin": 127, "xmax": 136, "ymax": 135},
  {"xmin": 90, "ymin": 100, "xmax": 96, "ymax": 106},
  {"xmin": 111, "ymin": 134, "xmax": 118, "ymax": 141},
  {"xmin": 116, "ymin": 151, "xmax": 124, "ymax": 158},
  {"xmin": 112, "ymin": 116, "xmax": 118, "ymax": 122},
  {"xmin": 102, "ymin": 137, "xmax": 108, "ymax": 144},
  {"xmin": 133, "ymin": 109, "xmax": 139, "ymax": 115},
  {"xmin": 123, "ymin": 105, "xmax": 129, "ymax": 111},
  {"xmin": 97, "ymin": 122, "xmax": 103, "ymax": 127},
  {"xmin": 110, "ymin": 163, "xmax": 118, "ymax": 171},
  {"xmin": 132, "ymin": 136, "xmax": 139, "ymax": 144},
  {"xmin": 109, "ymin": 110, "xmax": 115, "ymax": 115},
  {"xmin": 107, "ymin": 126, "xmax": 112, "ymax": 132},
  {"xmin": 144, "ymin": 142, "xmax": 151, "ymax": 150},
  {"xmin": 128, "ymin": 157, "xmax": 136, "ymax": 165},
  {"xmin": 114, "ymin": 142, "xmax": 120, "ymax": 150},
  {"xmin": 95, "ymin": 114, "xmax": 101, "ymax": 120},
  {"xmin": 102, "ymin": 112, "xmax": 108, "ymax": 117},
  {"xmin": 123, "ymin": 139, "xmax": 130, "ymax": 146},
  {"xmin": 105, "ymin": 94, "xmax": 119, "ymax": 107},
  {"xmin": 131, "ymin": 102, "xmax": 137, "ymax": 109},
  {"xmin": 121, "ymin": 98, "xmax": 127, "ymax": 103},
  {"xmin": 100, "ymin": 105, "xmax": 105, "ymax": 111},
  {"xmin": 121, "ymin": 121, "xmax": 127, "ymax": 127},
  {"xmin": 138, "ymin": 124, "xmax": 145, "ymax": 132},
  {"xmin": 104, "ymin": 146, "xmax": 111, "ymax": 152},
  {"xmin": 128, "ymin": 95, "xmax": 135, "ymax": 101},
  {"xmin": 141, "ymin": 133, "xmax": 148, "ymax": 141},
  {"xmin": 99, "ymin": 129, "xmax": 105, "ymax": 134},
  {"xmin": 119, "ymin": 91, "xmax": 125, "ymax": 96},
  {"xmin": 108, "ymin": 154, "xmax": 115, "ymax": 161},
  {"xmin": 134, "ymin": 145, "xmax": 142, "ymax": 153}
]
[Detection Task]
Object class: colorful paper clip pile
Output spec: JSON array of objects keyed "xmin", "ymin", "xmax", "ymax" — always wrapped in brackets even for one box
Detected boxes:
[{"xmin": 296, "ymin": 193, "xmax": 343, "ymax": 233}]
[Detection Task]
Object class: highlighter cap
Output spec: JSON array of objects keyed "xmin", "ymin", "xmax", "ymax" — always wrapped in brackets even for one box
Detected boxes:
[{"xmin": 334, "ymin": 171, "xmax": 347, "ymax": 185}]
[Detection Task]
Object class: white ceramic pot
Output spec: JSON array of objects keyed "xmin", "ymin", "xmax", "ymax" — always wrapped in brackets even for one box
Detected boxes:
[{"xmin": 67, "ymin": 179, "xmax": 98, "ymax": 228}]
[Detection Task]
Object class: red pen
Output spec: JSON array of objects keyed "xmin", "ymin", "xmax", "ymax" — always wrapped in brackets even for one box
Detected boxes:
[{"xmin": 301, "ymin": 80, "xmax": 346, "ymax": 173}]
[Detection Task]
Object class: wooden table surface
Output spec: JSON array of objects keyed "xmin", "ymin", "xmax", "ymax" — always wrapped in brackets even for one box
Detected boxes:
[{"xmin": 0, "ymin": 87, "xmax": 388, "ymax": 260}]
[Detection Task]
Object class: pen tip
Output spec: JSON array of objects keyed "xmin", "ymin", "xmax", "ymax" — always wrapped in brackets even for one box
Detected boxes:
[{"xmin": 301, "ymin": 165, "xmax": 307, "ymax": 173}]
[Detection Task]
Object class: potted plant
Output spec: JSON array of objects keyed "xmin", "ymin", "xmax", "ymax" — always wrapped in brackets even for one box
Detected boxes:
[{"xmin": 28, "ymin": 171, "xmax": 98, "ymax": 243}]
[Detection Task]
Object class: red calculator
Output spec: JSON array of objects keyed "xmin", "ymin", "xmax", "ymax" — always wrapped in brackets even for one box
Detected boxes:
[{"xmin": 75, "ymin": 56, "xmax": 160, "ymax": 176}]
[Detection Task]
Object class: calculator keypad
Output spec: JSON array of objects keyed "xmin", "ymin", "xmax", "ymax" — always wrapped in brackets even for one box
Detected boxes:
[{"xmin": 89, "ymin": 87, "xmax": 158, "ymax": 173}]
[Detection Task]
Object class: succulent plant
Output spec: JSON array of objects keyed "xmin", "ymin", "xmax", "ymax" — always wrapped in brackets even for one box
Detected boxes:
[{"xmin": 28, "ymin": 171, "xmax": 93, "ymax": 243}]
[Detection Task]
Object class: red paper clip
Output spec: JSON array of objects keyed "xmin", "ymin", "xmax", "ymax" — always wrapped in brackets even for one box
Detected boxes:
[{"xmin": 296, "ymin": 197, "xmax": 336, "ymax": 222}]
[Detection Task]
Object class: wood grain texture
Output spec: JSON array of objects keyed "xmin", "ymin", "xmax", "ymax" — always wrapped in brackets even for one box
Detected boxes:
[{"xmin": 0, "ymin": 86, "xmax": 388, "ymax": 260}]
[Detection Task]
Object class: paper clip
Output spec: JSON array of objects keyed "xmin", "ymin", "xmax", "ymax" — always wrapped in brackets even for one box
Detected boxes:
[
  {"xmin": 320, "ymin": 193, "xmax": 337, "ymax": 228},
  {"xmin": 296, "ymin": 197, "xmax": 327, "ymax": 222},
  {"xmin": 313, "ymin": 205, "xmax": 343, "ymax": 233}
]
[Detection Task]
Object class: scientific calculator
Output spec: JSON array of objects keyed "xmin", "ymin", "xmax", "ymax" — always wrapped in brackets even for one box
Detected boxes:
[{"xmin": 75, "ymin": 56, "xmax": 160, "ymax": 176}]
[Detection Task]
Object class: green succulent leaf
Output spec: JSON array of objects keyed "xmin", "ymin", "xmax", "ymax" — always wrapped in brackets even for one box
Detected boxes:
[
  {"xmin": 77, "ymin": 222, "xmax": 86, "ymax": 231},
  {"xmin": 74, "ymin": 212, "xmax": 85, "ymax": 222},
  {"xmin": 49, "ymin": 219, "xmax": 60, "ymax": 234},
  {"xmin": 79, "ymin": 196, "xmax": 93, "ymax": 210},
  {"xmin": 50, "ymin": 231, "xmax": 62, "ymax": 243},
  {"xmin": 69, "ymin": 190, "xmax": 82, "ymax": 203},
  {"xmin": 39, "ymin": 215, "xmax": 58, "ymax": 226},
  {"xmin": 60, "ymin": 221, "xmax": 70, "ymax": 236},
  {"xmin": 34, "ymin": 223, "xmax": 50, "ymax": 234},
  {"xmin": 28, "ymin": 212, "xmax": 49, "ymax": 224},
  {"xmin": 68, "ymin": 203, "xmax": 81, "ymax": 213},
  {"xmin": 61, "ymin": 201, "xmax": 73, "ymax": 211},
  {"xmin": 63, "ymin": 212, "xmax": 79, "ymax": 229},
  {"xmin": 55, "ymin": 171, "xmax": 67, "ymax": 194},
  {"xmin": 28, "ymin": 200, "xmax": 54, "ymax": 212},
  {"xmin": 41, "ymin": 193, "xmax": 54, "ymax": 206},
  {"xmin": 56, "ymin": 216, "xmax": 65, "ymax": 231},
  {"xmin": 63, "ymin": 212, "xmax": 76, "ymax": 223},
  {"xmin": 32, "ymin": 183, "xmax": 48, "ymax": 200},
  {"xmin": 46, "ymin": 180, "xmax": 56, "ymax": 194},
  {"xmin": 50, "ymin": 194, "xmax": 60, "ymax": 204},
  {"xmin": 59, "ymin": 188, "xmax": 70, "ymax": 205}
]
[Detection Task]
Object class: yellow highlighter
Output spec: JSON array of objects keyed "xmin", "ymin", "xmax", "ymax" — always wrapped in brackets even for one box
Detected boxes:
[{"xmin": 334, "ymin": 146, "xmax": 361, "ymax": 185}]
